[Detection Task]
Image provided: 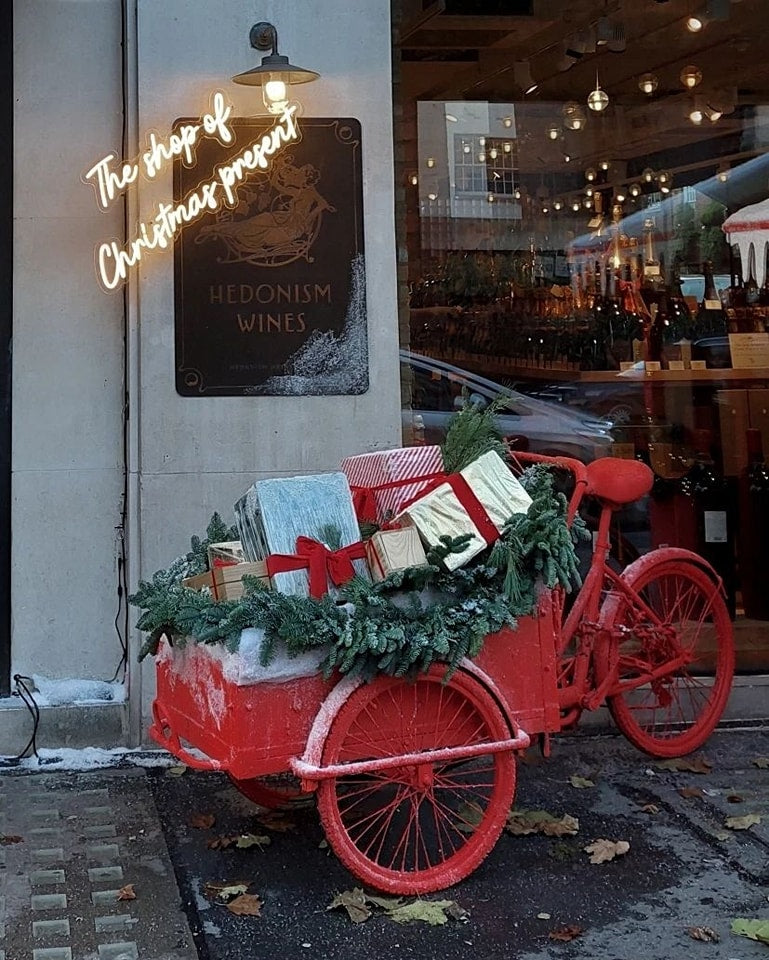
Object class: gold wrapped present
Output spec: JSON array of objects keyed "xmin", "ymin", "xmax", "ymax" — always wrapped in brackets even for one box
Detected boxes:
[
  {"xmin": 365, "ymin": 527, "xmax": 428, "ymax": 582},
  {"xmin": 395, "ymin": 450, "xmax": 532, "ymax": 571}
]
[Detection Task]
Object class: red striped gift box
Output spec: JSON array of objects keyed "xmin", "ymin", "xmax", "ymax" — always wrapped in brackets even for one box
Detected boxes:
[{"xmin": 341, "ymin": 446, "xmax": 444, "ymax": 524}]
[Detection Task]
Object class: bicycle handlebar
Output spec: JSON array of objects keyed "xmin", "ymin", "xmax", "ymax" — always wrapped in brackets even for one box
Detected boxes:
[{"xmin": 504, "ymin": 445, "xmax": 590, "ymax": 525}]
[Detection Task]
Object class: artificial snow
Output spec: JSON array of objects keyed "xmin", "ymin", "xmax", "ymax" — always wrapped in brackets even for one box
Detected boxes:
[
  {"xmin": 30, "ymin": 675, "xmax": 126, "ymax": 707},
  {"xmin": 8, "ymin": 746, "xmax": 178, "ymax": 772}
]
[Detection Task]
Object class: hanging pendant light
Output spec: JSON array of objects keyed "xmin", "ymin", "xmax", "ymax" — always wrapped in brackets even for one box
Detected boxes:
[
  {"xmin": 629, "ymin": 182, "xmax": 642, "ymax": 197},
  {"xmin": 680, "ymin": 64, "xmax": 703, "ymax": 89},
  {"xmin": 546, "ymin": 124, "xmax": 561, "ymax": 141},
  {"xmin": 642, "ymin": 167, "xmax": 655, "ymax": 183},
  {"xmin": 587, "ymin": 72, "xmax": 609, "ymax": 112},
  {"xmin": 562, "ymin": 101, "xmax": 587, "ymax": 131},
  {"xmin": 585, "ymin": 166, "xmax": 598, "ymax": 182},
  {"xmin": 638, "ymin": 73, "xmax": 659, "ymax": 95}
]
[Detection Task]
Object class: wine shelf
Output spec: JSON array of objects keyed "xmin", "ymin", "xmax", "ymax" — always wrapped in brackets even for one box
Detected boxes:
[{"xmin": 421, "ymin": 350, "xmax": 769, "ymax": 385}]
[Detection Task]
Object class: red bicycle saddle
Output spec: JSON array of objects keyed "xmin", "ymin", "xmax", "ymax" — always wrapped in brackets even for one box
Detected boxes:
[{"xmin": 585, "ymin": 457, "xmax": 654, "ymax": 507}]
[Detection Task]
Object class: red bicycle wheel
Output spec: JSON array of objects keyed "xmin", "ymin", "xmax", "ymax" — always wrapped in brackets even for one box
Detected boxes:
[
  {"xmin": 598, "ymin": 558, "xmax": 734, "ymax": 757},
  {"xmin": 317, "ymin": 666, "xmax": 516, "ymax": 895}
]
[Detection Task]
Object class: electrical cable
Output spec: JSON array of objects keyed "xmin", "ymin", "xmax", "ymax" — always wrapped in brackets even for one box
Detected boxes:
[
  {"xmin": 109, "ymin": 0, "xmax": 131, "ymax": 685},
  {"xmin": 0, "ymin": 674, "xmax": 41, "ymax": 766}
]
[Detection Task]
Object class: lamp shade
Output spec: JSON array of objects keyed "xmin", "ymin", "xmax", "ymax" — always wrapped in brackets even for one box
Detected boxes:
[{"xmin": 232, "ymin": 52, "xmax": 320, "ymax": 87}]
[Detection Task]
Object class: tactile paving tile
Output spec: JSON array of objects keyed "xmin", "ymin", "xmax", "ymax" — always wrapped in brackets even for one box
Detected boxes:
[{"xmin": 0, "ymin": 769, "xmax": 196, "ymax": 960}]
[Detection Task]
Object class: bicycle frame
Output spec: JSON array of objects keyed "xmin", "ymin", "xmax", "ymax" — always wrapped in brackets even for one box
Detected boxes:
[{"xmin": 508, "ymin": 449, "xmax": 718, "ymax": 722}]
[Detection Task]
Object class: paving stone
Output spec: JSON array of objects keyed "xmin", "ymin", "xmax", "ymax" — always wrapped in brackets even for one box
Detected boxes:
[{"xmin": 0, "ymin": 768, "xmax": 196, "ymax": 960}]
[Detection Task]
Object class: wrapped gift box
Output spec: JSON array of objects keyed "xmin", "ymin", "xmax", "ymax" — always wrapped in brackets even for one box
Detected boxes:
[
  {"xmin": 395, "ymin": 450, "xmax": 532, "ymax": 570},
  {"xmin": 341, "ymin": 446, "xmax": 444, "ymax": 523},
  {"xmin": 182, "ymin": 562, "xmax": 270, "ymax": 600},
  {"xmin": 234, "ymin": 472, "xmax": 367, "ymax": 596},
  {"xmin": 365, "ymin": 527, "xmax": 428, "ymax": 582}
]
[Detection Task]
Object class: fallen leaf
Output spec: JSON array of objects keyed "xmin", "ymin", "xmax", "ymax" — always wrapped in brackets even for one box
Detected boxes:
[
  {"xmin": 548, "ymin": 925, "xmax": 584, "ymax": 942},
  {"xmin": 190, "ymin": 813, "xmax": 215, "ymax": 830},
  {"xmin": 0, "ymin": 835, "xmax": 23, "ymax": 845},
  {"xmin": 318, "ymin": 839, "xmax": 328, "ymax": 850},
  {"xmin": 386, "ymin": 899, "xmax": 458, "ymax": 926},
  {"xmin": 753, "ymin": 758, "xmax": 769, "ymax": 770},
  {"xmin": 569, "ymin": 775, "xmax": 595, "ymax": 790},
  {"xmin": 456, "ymin": 801, "xmax": 485, "ymax": 833},
  {"xmin": 725, "ymin": 813, "xmax": 761, "ymax": 831},
  {"xmin": 255, "ymin": 811, "xmax": 296, "ymax": 833},
  {"xmin": 166, "ymin": 765, "xmax": 187, "ymax": 777},
  {"xmin": 726, "ymin": 794, "xmax": 744, "ymax": 804},
  {"xmin": 687, "ymin": 926, "xmax": 720, "ymax": 942},
  {"xmin": 365, "ymin": 894, "xmax": 404, "ymax": 911},
  {"xmin": 657, "ymin": 756, "xmax": 712, "ymax": 774},
  {"xmin": 678, "ymin": 786, "xmax": 704, "ymax": 799},
  {"xmin": 235, "ymin": 833, "xmax": 271, "ymax": 850},
  {"xmin": 641, "ymin": 803, "xmax": 660, "ymax": 815},
  {"xmin": 116, "ymin": 884, "xmax": 136, "ymax": 901},
  {"xmin": 226, "ymin": 893, "xmax": 262, "ymax": 917},
  {"xmin": 583, "ymin": 839, "xmax": 630, "ymax": 864},
  {"xmin": 327, "ymin": 888, "xmax": 372, "ymax": 924},
  {"xmin": 207, "ymin": 835, "xmax": 235, "ymax": 850},
  {"xmin": 548, "ymin": 841, "xmax": 578, "ymax": 862},
  {"xmin": 204, "ymin": 882, "xmax": 248, "ymax": 902},
  {"xmin": 445, "ymin": 902, "xmax": 471, "ymax": 923},
  {"xmin": 506, "ymin": 809, "xmax": 579, "ymax": 837},
  {"xmin": 731, "ymin": 918, "xmax": 769, "ymax": 944}
]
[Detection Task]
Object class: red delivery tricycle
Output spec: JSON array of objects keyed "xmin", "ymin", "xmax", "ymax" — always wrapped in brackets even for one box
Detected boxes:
[{"xmin": 150, "ymin": 451, "xmax": 734, "ymax": 894}]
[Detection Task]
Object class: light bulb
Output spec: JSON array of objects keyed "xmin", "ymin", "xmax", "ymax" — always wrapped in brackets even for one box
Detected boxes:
[
  {"xmin": 717, "ymin": 165, "xmax": 729, "ymax": 183},
  {"xmin": 587, "ymin": 81, "xmax": 609, "ymax": 113},
  {"xmin": 463, "ymin": 143, "xmax": 471, "ymax": 154},
  {"xmin": 489, "ymin": 148, "xmax": 498, "ymax": 160},
  {"xmin": 686, "ymin": 14, "xmax": 704, "ymax": 31},
  {"xmin": 660, "ymin": 183, "xmax": 671, "ymax": 194},
  {"xmin": 639, "ymin": 73, "xmax": 659, "ymax": 95},
  {"xmin": 547, "ymin": 125, "xmax": 560, "ymax": 140},
  {"xmin": 542, "ymin": 205, "xmax": 549, "ymax": 214},
  {"xmin": 585, "ymin": 186, "xmax": 595, "ymax": 197},
  {"xmin": 562, "ymin": 101, "xmax": 587, "ymax": 131},
  {"xmin": 585, "ymin": 167, "xmax": 597, "ymax": 182},
  {"xmin": 502, "ymin": 117, "xmax": 513, "ymax": 128},
  {"xmin": 599, "ymin": 160, "xmax": 610, "ymax": 171},
  {"xmin": 564, "ymin": 153, "xmax": 571, "ymax": 163},
  {"xmin": 629, "ymin": 182, "xmax": 642, "ymax": 197},
  {"xmin": 488, "ymin": 193, "xmax": 495, "ymax": 203},
  {"xmin": 514, "ymin": 187, "xmax": 522, "ymax": 200},
  {"xmin": 426, "ymin": 157, "xmax": 436, "ymax": 168},
  {"xmin": 262, "ymin": 75, "xmax": 289, "ymax": 115},
  {"xmin": 658, "ymin": 170, "xmax": 671, "ymax": 184},
  {"xmin": 680, "ymin": 65, "xmax": 703, "ymax": 89},
  {"xmin": 572, "ymin": 201, "xmax": 581, "ymax": 212},
  {"xmin": 478, "ymin": 152, "xmax": 486, "ymax": 163},
  {"xmin": 554, "ymin": 199, "xmax": 563, "ymax": 210},
  {"xmin": 642, "ymin": 167, "xmax": 655, "ymax": 183},
  {"xmin": 503, "ymin": 142, "xmax": 512, "ymax": 153},
  {"xmin": 689, "ymin": 108, "xmax": 704, "ymax": 124},
  {"xmin": 584, "ymin": 198, "xmax": 593, "ymax": 209},
  {"xmin": 409, "ymin": 174, "xmax": 418, "ymax": 186},
  {"xmin": 427, "ymin": 191, "xmax": 437, "ymax": 201},
  {"xmin": 479, "ymin": 136, "xmax": 486, "ymax": 146},
  {"xmin": 615, "ymin": 190, "xmax": 626, "ymax": 203}
]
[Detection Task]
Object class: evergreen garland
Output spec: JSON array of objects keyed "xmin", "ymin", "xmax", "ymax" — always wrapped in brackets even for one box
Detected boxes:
[{"xmin": 130, "ymin": 467, "xmax": 585, "ymax": 680}]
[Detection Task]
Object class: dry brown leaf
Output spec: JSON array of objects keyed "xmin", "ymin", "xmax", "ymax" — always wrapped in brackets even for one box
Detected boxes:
[
  {"xmin": 116, "ymin": 884, "xmax": 136, "ymax": 901},
  {"xmin": 687, "ymin": 926, "xmax": 720, "ymax": 942},
  {"xmin": 657, "ymin": 756, "xmax": 712, "ymax": 774},
  {"xmin": 235, "ymin": 833, "xmax": 271, "ymax": 849},
  {"xmin": 584, "ymin": 839, "xmax": 630, "ymax": 864},
  {"xmin": 255, "ymin": 811, "xmax": 296, "ymax": 833},
  {"xmin": 190, "ymin": 813, "xmax": 216, "ymax": 830},
  {"xmin": 327, "ymin": 888, "xmax": 371, "ymax": 924},
  {"xmin": 166, "ymin": 765, "xmax": 187, "ymax": 777},
  {"xmin": 641, "ymin": 803, "xmax": 660, "ymax": 815},
  {"xmin": 548, "ymin": 925, "xmax": 584, "ymax": 942},
  {"xmin": 726, "ymin": 794, "xmax": 744, "ymax": 804},
  {"xmin": 0, "ymin": 835, "xmax": 23, "ymax": 845},
  {"xmin": 678, "ymin": 786, "xmax": 704, "ymax": 799},
  {"xmin": 203, "ymin": 882, "xmax": 248, "ymax": 902},
  {"xmin": 226, "ymin": 893, "xmax": 262, "ymax": 917},
  {"xmin": 725, "ymin": 813, "xmax": 761, "ymax": 831},
  {"xmin": 752, "ymin": 757, "xmax": 769, "ymax": 769},
  {"xmin": 207, "ymin": 835, "xmax": 235, "ymax": 850}
]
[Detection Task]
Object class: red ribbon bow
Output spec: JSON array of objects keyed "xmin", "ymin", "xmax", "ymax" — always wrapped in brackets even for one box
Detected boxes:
[
  {"xmin": 350, "ymin": 471, "xmax": 446, "ymax": 523},
  {"xmin": 266, "ymin": 536, "xmax": 367, "ymax": 599},
  {"xmin": 400, "ymin": 472, "xmax": 500, "ymax": 546}
]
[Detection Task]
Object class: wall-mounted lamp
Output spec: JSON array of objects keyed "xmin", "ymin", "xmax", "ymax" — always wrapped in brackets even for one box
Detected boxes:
[{"xmin": 232, "ymin": 21, "xmax": 319, "ymax": 114}]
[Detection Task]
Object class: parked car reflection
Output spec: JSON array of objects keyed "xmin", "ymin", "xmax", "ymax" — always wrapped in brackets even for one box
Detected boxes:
[{"xmin": 402, "ymin": 350, "xmax": 613, "ymax": 462}]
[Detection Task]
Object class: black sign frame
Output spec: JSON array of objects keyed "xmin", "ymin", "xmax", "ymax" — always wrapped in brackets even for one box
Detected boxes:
[{"xmin": 173, "ymin": 117, "xmax": 367, "ymax": 397}]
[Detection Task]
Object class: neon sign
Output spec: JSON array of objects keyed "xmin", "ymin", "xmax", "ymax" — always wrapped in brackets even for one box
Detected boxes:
[{"xmin": 83, "ymin": 92, "xmax": 300, "ymax": 291}]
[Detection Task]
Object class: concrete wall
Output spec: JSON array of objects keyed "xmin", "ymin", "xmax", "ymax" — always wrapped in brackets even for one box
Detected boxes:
[
  {"xmin": 11, "ymin": 0, "xmax": 400, "ymax": 734},
  {"xmin": 13, "ymin": 0, "xmax": 126, "ymax": 682},
  {"xmin": 134, "ymin": 0, "xmax": 400, "ymax": 577}
]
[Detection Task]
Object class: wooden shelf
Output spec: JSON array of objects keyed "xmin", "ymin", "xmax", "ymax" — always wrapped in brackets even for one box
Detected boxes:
[{"xmin": 423, "ymin": 351, "xmax": 769, "ymax": 384}]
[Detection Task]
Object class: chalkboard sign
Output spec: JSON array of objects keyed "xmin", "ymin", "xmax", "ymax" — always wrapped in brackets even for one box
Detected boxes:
[{"xmin": 174, "ymin": 117, "xmax": 367, "ymax": 396}]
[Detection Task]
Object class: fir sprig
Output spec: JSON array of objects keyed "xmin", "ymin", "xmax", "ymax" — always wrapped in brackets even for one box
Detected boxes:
[{"xmin": 441, "ymin": 390, "xmax": 511, "ymax": 473}]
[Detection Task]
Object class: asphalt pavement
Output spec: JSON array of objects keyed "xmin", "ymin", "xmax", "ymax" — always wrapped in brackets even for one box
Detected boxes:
[{"xmin": 1, "ymin": 729, "xmax": 769, "ymax": 960}]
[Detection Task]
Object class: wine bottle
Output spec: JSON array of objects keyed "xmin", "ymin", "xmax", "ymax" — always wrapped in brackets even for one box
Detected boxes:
[
  {"xmin": 697, "ymin": 260, "xmax": 727, "ymax": 338},
  {"xmin": 679, "ymin": 429, "xmax": 736, "ymax": 618},
  {"xmin": 738, "ymin": 428, "xmax": 769, "ymax": 619}
]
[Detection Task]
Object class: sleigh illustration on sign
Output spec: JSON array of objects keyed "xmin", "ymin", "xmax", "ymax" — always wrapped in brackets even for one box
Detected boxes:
[{"xmin": 195, "ymin": 155, "xmax": 335, "ymax": 268}]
